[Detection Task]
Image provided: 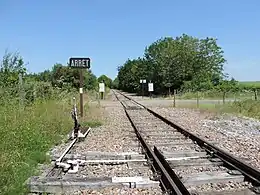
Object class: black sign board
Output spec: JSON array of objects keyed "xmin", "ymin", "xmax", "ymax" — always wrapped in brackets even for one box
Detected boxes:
[{"xmin": 69, "ymin": 57, "xmax": 90, "ymax": 69}]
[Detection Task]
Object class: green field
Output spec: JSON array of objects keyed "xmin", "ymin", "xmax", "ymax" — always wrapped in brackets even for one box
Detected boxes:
[{"xmin": 239, "ymin": 81, "xmax": 260, "ymax": 86}]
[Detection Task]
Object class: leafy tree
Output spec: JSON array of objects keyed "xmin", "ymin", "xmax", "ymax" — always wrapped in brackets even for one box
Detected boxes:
[
  {"xmin": 84, "ymin": 70, "xmax": 98, "ymax": 90},
  {"xmin": 37, "ymin": 70, "xmax": 52, "ymax": 82},
  {"xmin": 117, "ymin": 34, "xmax": 227, "ymax": 94},
  {"xmin": 97, "ymin": 75, "xmax": 112, "ymax": 88},
  {"xmin": 112, "ymin": 77, "xmax": 119, "ymax": 89},
  {"xmin": 0, "ymin": 50, "xmax": 26, "ymax": 87},
  {"xmin": 50, "ymin": 64, "xmax": 97, "ymax": 90}
]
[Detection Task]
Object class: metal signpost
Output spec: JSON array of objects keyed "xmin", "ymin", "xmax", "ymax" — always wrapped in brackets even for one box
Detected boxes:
[
  {"xmin": 99, "ymin": 82, "xmax": 105, "ymax": 100},
  {"xmin": 148, "ymin": 81, "xmax": 154, "ymax": 98},
  {"xmin": 140, "ymin": 79, "xmax": 146, "ymax": 98},
  {"xmin": 69, "ymin": 57, "xmax": 91, "ymax": 117}
]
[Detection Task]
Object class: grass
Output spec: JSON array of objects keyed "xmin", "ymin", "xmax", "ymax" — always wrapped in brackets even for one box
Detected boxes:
[
  {"xmin": 176, "ymin": 99, "xmax": 260, "ymax": 120},
  {"xmin": 81, "ymin": 120, "xmax": 102, "ymax": 128},
  {"xmin": 239, "ymin": 81, "xmax": 260, "ymax": 86},
  {"xmin": 174, "ymin": 90, "xmax": 255, "ymax": 101},
  {"xmin": 0, "ymin": 92, "xmax": 103, "ymax": 195}
]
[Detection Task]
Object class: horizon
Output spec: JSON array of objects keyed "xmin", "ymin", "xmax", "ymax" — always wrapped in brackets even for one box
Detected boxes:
[{"xmin": 1, "ymin": 0, "xmax": 259, "ymax": 81}]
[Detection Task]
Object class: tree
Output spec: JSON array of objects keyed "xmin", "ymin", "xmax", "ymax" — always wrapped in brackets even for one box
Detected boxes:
[
  {"xmin": 97, "ymin": 75, "xmax": 112, "ymax": 88},
  {"xmin": 112, "ymin": 77, "xmax": 119, "ymax": 89},
  {"xmin": 117, "ymin": 34, "xmax": 227, "ymax": 94},
  {"xmin": 49, "ymin": 64, "xmax": 93, "ymax": 89},
  {"xmin": 84, "ymin": 70, "xmax": 98, "ymax": 90},
  {"xmin": 0, "ymin": 50, "xmax": 27, "ymax": 87}
]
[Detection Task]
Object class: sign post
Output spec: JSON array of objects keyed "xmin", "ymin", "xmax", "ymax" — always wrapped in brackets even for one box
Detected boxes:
[
  {"xmin": 69, "ymin": 57, "xmax": 91, "ymax": 117},
  {"xmin": 148, "ymin": 81, "xmax": 154, "ymax": 98},
  {"xmin": 140, "ymin": 79, "xmax": 146, "ymax": 98}
]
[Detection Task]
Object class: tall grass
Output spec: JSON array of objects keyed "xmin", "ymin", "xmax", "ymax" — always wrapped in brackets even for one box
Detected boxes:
[
  {"xmin": 0, "ymin": 96, "xmax": 74, "ymax": 194},
  {"xmin": 232, "ymin": 99, "xmax": 260, "ymax": 119}
]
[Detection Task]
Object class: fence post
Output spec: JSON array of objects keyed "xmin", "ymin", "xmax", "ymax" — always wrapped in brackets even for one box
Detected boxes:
[
  {"xmin": 223, "ymin": 91, "xmax": 226, "ymax": 104},
  {"xmin": 173, "ymin": 89, "xmax": 176, "ymax": 107},
  {"xmin": 254, "ymin": 89, "xmax": 258, "ymax": 101},
  {"xmin": 18, "ymin": 73, "xmax": 25, "ymax": 109},
  {"xmin": 196, "ymin": 91, "xmax": 199, "ymax": 108}
]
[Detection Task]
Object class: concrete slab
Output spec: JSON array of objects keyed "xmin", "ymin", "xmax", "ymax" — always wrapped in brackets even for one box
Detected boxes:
[{"xmin": 27, "ymin": 176, "xmax": 160, "ymax": 194}]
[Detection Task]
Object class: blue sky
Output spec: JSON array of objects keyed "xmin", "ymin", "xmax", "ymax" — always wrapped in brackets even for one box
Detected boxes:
[{"xmin": 1, "ymin": 0, "xmax": 259, "ymax": 81}]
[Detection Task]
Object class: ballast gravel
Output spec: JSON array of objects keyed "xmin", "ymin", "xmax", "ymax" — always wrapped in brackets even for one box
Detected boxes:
[
  {"xmin": 71, "ymin": 164, "xmax": 153, "ymax": 178},
  {"xmin": 126, "ymin": 93, "xmax": 260, "ymax": 169},
  {"xmin": 69, "ymin": 187, "xmax": 163, "ymax": 195},
  {"xmin": 71, "ymin": 100, "xmax": 142, "ymax": 153},
  {"xmin": 187, "ymin": 181, "xmax": 253, "ymax": 194},
  {"xmin": 174, "ymin": 165, "xmax": 229, "ymax": 176},
  {"xmin": 46, "ymin": 92, "xmax": 260, "ymax": 195},
  {"xmin": 146, "ymin": 106, "xmax": 260, "ymax": 170}
]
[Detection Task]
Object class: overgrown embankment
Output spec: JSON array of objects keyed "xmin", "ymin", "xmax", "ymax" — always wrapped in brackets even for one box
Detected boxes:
[
  {"xmin": 0, "ymin": 94, "xmax": 74, "ymax": 194},
  {"xmin": 0, "ymin": 51, "xmax": 106, "ymax": 195}
]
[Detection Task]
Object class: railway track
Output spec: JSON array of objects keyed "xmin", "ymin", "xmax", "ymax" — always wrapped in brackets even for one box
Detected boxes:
[
  {"xmin": 113, "ymin": 90, "xmax": 260, "ymax": 195},
  {"xmin": 26, "ymin": 90, "xmax": 260, "ymax": 194},
  {"xmin": 27, "ymin": 96, "xmax": 163, "ymax": 194}
]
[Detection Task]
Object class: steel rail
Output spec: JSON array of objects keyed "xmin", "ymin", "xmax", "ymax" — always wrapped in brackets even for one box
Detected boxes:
[
  {"xmin": 113, "ymin": 90, "xmax": 190, "ymax": 195},
  {"xmin": 115, "ymin": 90, "xmax": 260, "ymax": 187},
  {"xmin": 56, "ymin": 138, "xmax": 78, "ymax": 163}
]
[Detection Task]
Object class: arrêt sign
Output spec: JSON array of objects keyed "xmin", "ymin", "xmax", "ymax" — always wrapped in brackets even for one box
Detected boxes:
[{"xmin": 69, "ymin": 57, "xmax": 91, "ymax": 69}]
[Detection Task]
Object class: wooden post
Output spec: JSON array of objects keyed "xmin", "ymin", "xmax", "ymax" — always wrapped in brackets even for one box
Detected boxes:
[
  {"xmin": 223, "ymin": 91, "xmax": 226, "ymax": 104},
  {"xmin": 18, "ymin": 73, "xmax": 24, "ymax": 108},
  {"xmin": 173, "ymin": 89, "xmax": 176, "ymax": 107},
  {"xmin": 68, "ymin": 57, "xmax": 91, "ymax": 118},
  {"xmin": 196, "ymin": 91, "xmax": 199, "ymax": 108},
  {"xmin": 142, "ymin": 83, "xmax": 144, "ymax": 98},
  {"xmin": 254, "ymin": 89, "xmax": 258, "ymax": 101},
  {"xmin": 79, "ymin": 69, "xmax": 84, "ymax": 117}
]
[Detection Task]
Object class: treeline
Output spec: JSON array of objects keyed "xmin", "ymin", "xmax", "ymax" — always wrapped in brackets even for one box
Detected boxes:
[
  {"xmin": 29, "ymin": 65, "xmax": 113, "ymax": 91},
  {"xmin": 115, "ymin": 34, "xmax": 258, "ymax": 95},
  {"xmin": 0, "ymin": 50, "xmax": 112, "ymax": 104}
]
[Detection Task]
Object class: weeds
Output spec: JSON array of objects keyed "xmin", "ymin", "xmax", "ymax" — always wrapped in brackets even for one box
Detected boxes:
[
  {"xmin": 0, "ymin": 98, "xmax": 73, "ymax": 195},
  {"xmin": 0, "ymin": 90, "xmax": 103, "ymax": 195},
  {"xmin": 231, "ymin": 100, "xmax": 260, "ymax": 119},
  {"xmin": 81, "ymin": 120, "xmax": 102, "ymax": 128}
]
